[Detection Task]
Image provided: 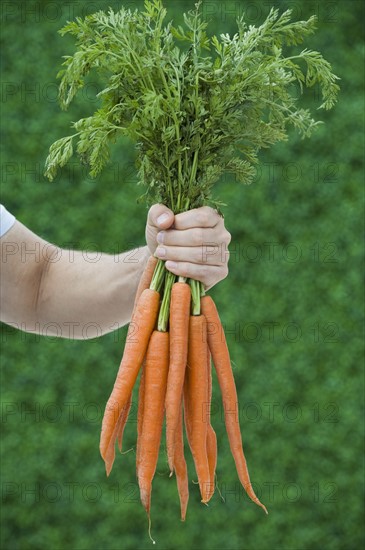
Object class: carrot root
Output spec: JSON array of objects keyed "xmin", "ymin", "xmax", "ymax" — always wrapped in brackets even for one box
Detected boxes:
[
  {"xmin": 166, "ymin": 282, "xmax": 191, "ymax": 473},
  {"xmin": 100, "ymin": 288, "xmax": 160, "ymax": 462},
  {"xmin": 138, "ymin": 330, "xmax": 169, "ymax": 516},
  {"xmin": 173, "ymin": 402, "xmax": 189, "ymax": 521},
  {"xmin": 184, "ymin": 315, "xmax": 211, "ymax": 504},
  {"xmin": 201, "ymin": 295, "xmax": 268, "ymax": 514}
]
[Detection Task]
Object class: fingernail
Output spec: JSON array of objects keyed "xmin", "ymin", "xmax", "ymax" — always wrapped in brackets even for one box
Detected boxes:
[
  {"xmin": 156, "ymin": 246, "xmax": 166, "ymax": 257},
  {"xmin": 157, "ymin": 213, "xmax": 170, "ymax": 226},
  {"xmin": 166, "ymin": 261, "xmax": 177, "ymax": 270},
  {"xmin": 157, "ymin": 231, "xmax": 165, "ymax": 244}
]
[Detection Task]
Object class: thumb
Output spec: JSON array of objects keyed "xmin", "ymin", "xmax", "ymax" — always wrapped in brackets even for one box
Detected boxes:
[{"xmin": 146, "ymin": 204, "xmax": 174, "ymax": 255}]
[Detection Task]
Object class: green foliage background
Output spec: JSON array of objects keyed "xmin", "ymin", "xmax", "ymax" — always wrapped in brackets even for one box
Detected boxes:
[{"xmin": 1, "ymin": 1, "xmax": 363, "ymax": 548}]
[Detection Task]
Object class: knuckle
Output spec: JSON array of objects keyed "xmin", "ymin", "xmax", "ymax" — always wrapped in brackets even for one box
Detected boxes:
[
  {"xmin": 197, "ymin": 209, "xmax": 211, "ymax": 227},
  {"xmin": 194, "ymin": 227, "xmax": 204, "ymax": 246},
  {"xmin": 200, "ymin": 244, "xmax": 212, "ymax": 263},
  {"xmin": 224, "ymin": 229, "xmax": 232, "ymax": 245}
]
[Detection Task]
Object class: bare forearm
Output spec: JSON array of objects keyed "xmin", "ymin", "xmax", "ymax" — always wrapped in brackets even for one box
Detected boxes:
[
  {"xmin": 37, "ymin": 245, "xmax": 151, "ymax": 338},
  {"xmin": 0, "ymin": 221, "xmax": 151, "ymax": 338}
]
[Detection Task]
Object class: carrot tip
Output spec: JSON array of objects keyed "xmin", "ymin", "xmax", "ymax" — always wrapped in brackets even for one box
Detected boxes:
[
  {"xmin": 254, "ymin": 497, "xmax": 268, "ymax": 514},
  {"xmin": 147, "ymin": 514, "xmax": 155, "ymax": 545},
  {"xmin": 140, "ymin": 488, "xmax": 151, "ymax": 516},
  {"xmin": 167, "ymin": 456, "xmax": 174, "ymax": 473}
]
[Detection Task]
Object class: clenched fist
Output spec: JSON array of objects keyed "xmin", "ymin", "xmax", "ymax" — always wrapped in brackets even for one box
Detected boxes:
[{"xmin": 145, "ymin": 204, "xmax": 231, "ymax": 291}]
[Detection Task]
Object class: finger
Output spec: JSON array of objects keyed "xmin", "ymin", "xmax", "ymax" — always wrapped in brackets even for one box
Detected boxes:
[
  {"xmin": 173, "ymin": 206, "xmax": 222, "ymax": 230},
  {"xmin": 157, "ymin": 227, "xmax": 219, "ymax": 247},
  {"xmin": 164, "ymin": 261, "xmax": 228, "ymax": 290},
  {"xmin": 154, "ymin": 243, "xmax": 227, "ymax": 266},
  {"xmin": 147, "ymin": 204, "xmax": 174, "ymax": 230},
  {"xmin": 146, "ymin": 204, "xmax": 175, "ymax": 255}
]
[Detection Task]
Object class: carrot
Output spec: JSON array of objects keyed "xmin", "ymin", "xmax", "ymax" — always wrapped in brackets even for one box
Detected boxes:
[
  {"xmin": 173, "ymin": 401, "xmax": 189, "ymax": 521},
  {"xmin": 206, "ymin": 347, "xmax": 217, "ymax": 501},
  {"xmin": 100, "ymin": 288, "xmax": 160, "ymax": 464},
  {"xmin": 166, "ymin": 282, "xmax": 191, "ymax": 473},
  {"xmin": 201, "ymin": 295, "xmax": 268, "ymax": 514},
  {"xmin": 116, "ymin": 398, "xmax": 132, "ymax": 452},
  {"xmin": 115, "ymin": 256, "xmax": 157, "ymax": 454},
  {"xmin": 136, "ymin": 358, "xmax": 146, "ymax": 478},
  {"xmin": 138, "ymin": 330, "xmax": 169, "ymax": 516},
  {"xmin": 102, "ymin": 257, "xmax": 158, "ymax": 474},
  {"xmin": 135, "ymin": 256, "xmax": 158, "ymax": 305},
  {"xmin": 183, "ymin": 315, "xmax": 211, "ymax": 504},
  {"xmin": 102, "ymin": 396, "xmax": 132, "ymax": 476}
]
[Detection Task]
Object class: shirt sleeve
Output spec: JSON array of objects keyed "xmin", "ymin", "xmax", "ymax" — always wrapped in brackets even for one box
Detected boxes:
[{"xmin": 0, "ymin": 204, "xmax": 16, "ymax": 237}]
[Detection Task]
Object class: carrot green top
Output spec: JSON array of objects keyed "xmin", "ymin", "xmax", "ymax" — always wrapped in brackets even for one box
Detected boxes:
[{"xmin": 44, "ymin": 0, "xmax": 339, "ymax": 214}]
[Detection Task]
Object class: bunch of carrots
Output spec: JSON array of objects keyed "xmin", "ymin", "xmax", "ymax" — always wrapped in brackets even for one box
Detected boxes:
[
  {"xmin": 100, "ymin": 255, "xmax": 268, "ymax": 522},
  {"xmin": 44, "ymin": 0, "xmax": 338, "ymax": 533}
]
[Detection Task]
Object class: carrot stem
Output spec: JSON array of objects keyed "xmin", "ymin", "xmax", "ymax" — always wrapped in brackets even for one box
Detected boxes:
[
  {"xmin": 150, "ymin": 258, "xmax": 166, "ymax": 293},
  {"xmin": 157, "ymin": 270, "xmax": 176, "ymax": 332},
  {"xmin": 189, "ymin": 279, "xmax": 201, "ymax": 316}
]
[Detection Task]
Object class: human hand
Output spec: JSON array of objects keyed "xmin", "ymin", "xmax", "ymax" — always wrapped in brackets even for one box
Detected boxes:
[{"xmin": 145, "ymin": 204, "xmax": 231, "ymax": 291}]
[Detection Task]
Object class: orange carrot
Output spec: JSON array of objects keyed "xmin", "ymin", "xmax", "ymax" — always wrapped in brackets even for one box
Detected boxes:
[
  {"xmin": 100, "ymin": 288, "xmax": 160, "ymax": 466},
  {"xmin": 173, "ymin": 401, "xmax": 189, "ymax": 521},
  {"xmin": 115, "ymin": 257, "xmax": 157, "ymax": 454},
  {"xmin": 184, "ymin": 315, "xmax": 211, "ymax": 504},
  {"xmin": 136, "ymin": 358, "xmax": 146, "ymax": 478},
  {"xmin": 166, "ymin": 282, "xmax": 191, "ymax": 472},
  {"xmin": 116, "ymin": 397, "xmax": 132, "ymax": 452},
  {"xmin": 206, "ymin": 347, "xmax": 217, "ymax": 501},
  {"xmin": 138, "ymin": 330, "xmax": 169, "ymax": 516},
  {"xmin": 201, "ymin": 295, "xmax": 268, "ymax": 514},
  {"xmin": 134, "ymin": 256, "xmax": 158, "ymax": 306},
  {"xmin": 102, "ymin": 397, "xmax": 132, "ymax": 476}
]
